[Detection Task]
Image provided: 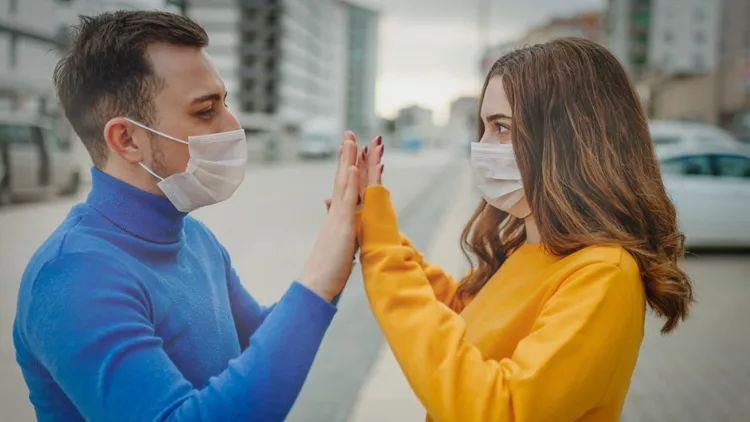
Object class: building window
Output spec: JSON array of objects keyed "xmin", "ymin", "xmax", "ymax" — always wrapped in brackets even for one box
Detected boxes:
[
  {"xmin": 244, "ymin": 9, "xmax": 257, "ymax": 21},
  {"xmin": 694, "ymin": 31, "xmax": 705, "ymax": 44},
  {"xmin": 266, "ymin": 11, "xmax": 277, "ymax": 26},
  {"xmin": 243, "ymin": 102, "xmax": 255, "ymax": 112},
  {"xmin": 244, "ymin": 32, "xmax": 256, "ymax": 44}
]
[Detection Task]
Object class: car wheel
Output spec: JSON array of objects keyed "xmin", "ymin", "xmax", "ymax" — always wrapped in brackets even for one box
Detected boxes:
[{"xmin": 61, "ymin": 171, "xmax": 81, "ymax": 196}]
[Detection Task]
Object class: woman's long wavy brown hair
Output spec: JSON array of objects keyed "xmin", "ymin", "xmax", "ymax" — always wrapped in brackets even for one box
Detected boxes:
[{"xmin": 457, "ymin": 38, "xmax": 693, "ymax": 334}]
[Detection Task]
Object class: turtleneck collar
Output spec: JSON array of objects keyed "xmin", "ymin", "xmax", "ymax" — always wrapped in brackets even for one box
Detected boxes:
[{"xmin": 86, "ymin": 167, "xmax": 187, "ymax": 244}]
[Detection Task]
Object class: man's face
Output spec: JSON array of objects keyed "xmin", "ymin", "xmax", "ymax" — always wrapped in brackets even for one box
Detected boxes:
[{"xmin": 141, "ymin": 42, "xmax": 240, "ymax": 177}]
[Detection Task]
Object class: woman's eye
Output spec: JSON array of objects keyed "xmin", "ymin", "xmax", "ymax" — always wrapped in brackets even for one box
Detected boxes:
[{"xmin": 494, "ymin": 122, "xmax": 510, "ymax": 134}]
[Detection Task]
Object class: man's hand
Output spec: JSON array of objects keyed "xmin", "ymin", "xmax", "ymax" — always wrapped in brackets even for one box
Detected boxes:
[{"xmin": 298, "ymin": 134, "xmax": 361, "ymax": 302}]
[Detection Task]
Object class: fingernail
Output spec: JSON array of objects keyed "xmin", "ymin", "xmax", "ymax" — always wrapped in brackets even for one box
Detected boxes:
[
  {"xmin": 376, "ymin": 136, "xmax": 382, "ymax": 146},
  {"xmin": 364, "ymin": 145, "xmax": 368, "ymax": 154},
  {"xmin": 380, "ymin": 164, "xmax": 384, "ymax": 174},
  {"xmin": 379, "ymin": 145, "xmax": 385, "ymax": 154}
]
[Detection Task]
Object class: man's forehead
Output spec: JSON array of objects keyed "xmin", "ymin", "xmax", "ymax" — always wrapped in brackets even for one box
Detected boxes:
[{"xmin": 147, "ymin": 43, "xmax": 224, "ymax": 98}]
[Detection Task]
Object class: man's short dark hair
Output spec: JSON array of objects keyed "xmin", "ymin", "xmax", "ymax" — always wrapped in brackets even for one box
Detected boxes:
[{"xmin": 54, "ymin": 11, "xmax": 208, "ymax": 168}]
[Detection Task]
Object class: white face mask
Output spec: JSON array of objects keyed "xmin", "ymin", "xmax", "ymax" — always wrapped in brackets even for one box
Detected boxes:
[
  {"xmin": 470, "ymin": 142, "xmax": 531, "ymax": 218},
  {"xmin": 126, "ymin": 118, "xmax": 248, "ymax": 213}
]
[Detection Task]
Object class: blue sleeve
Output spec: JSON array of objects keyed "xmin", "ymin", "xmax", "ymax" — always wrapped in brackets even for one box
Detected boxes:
[
  {"xmin": 219, "ymin": 245, "xmax": 274, "ymax": 350},
  {"xmin": 21, "ymin": 253, "xmax": 336, "ymax": 422}
]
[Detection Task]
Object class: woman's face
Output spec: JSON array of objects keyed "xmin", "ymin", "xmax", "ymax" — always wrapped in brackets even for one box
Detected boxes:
[
  {"xmin": 479, "ymin": 77, "xmax": 513, "ymax": 145},
  {"xmin": 478, "ymin": 76, "xmax": 532, "ymax": 219}
]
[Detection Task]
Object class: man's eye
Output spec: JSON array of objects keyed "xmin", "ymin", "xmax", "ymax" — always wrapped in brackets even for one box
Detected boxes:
[{"xmin": 197, "ymin": 108, "xmax": 216, "ymax": 117}]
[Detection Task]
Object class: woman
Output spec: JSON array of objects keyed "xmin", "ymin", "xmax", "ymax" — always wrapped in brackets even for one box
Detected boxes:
[{"xmin": 354, "ymin": 38, "xmax": 694, "ymax": 421}]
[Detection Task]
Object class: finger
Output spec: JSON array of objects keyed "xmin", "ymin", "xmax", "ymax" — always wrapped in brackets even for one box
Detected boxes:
[
  {"xmin": 367, "ymin": 137, "xmax": 384, "ymax": 186},
  {"xmin": 376, "ymin": 163, "xmax": 384, "ymax": 185},
  {"xmin": 342, "ymin": 165, "xmax": 360, "ymax": 206},
  {"xmin": 357, "ymin": 146, "xmax": 368, "ymax": 198},
  {"xmin": 334, "ymin": 140, "xmax": 358, "ymax": 200},
  {"xmin": 345, "ymin": 131, "xmax": 357, "ymax": 144},
  {"xmin": 324, "ymin": 198, "xmax": 332, "ymax": 212}
]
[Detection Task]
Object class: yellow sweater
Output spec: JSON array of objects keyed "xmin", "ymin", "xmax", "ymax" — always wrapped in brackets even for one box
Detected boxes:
[{"xmin": 357, "ymin": 186, "xmax": 646, "ymax": 422}]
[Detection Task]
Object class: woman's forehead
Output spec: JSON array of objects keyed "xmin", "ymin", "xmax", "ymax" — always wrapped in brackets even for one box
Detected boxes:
[{"xmin": 481, "ymin": 77, "xmax": 512, "ymax": 119}]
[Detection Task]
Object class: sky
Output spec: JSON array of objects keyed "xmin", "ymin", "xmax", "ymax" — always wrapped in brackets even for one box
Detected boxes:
[
  {"xmin": 366, "ymin": 0, "xmax": 605, "ymax": 122},
  {"xmin": 135, "ymin": 0, "xmax": 605, "ymax": 124}
]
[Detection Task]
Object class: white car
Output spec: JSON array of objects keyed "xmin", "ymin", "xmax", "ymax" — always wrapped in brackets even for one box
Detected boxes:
[
  {"xmin": 658, "ymin": 144, "xmax": 750, "ymax": 248},
  {"xmin": 649, "ymin": 120, "xmax": 741, "ymax": 148},
  {"xmin": 0, "ymin": 113, "xmax": 82, "ymax": 206}
]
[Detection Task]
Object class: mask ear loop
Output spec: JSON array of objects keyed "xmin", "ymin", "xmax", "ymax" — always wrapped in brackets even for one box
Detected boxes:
[
  {"xmin": 138, "ymin": 162, "xmax": 165, "ymax": 181},
  {"xmin": 124, "ymin": 118, "xmax": 186, "ymax": 181},
  {"xmin": 124, "ymin": 118, "xmax": 188, "ymax": 144}
]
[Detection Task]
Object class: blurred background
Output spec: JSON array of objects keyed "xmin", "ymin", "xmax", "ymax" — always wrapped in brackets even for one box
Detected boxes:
[{"xmin": 0, "ymin": 0, "xmax": 749, "ymax": 421}]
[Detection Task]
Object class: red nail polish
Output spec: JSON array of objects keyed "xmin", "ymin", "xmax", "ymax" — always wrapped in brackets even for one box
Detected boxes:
[
  {"xmin": 379, "ymin": 144, "xmax": 385, "ymax": 154},
  {"xmin": 376, "ymin": 136, "xmax": 382, "ymax": 146},
  {"xmin": 364, "ymin": 145, "xmax": 368, "ymax": 154},
  {"xmin": 380, "ymin": 164, "xmax": 384, "ymax": 174}
]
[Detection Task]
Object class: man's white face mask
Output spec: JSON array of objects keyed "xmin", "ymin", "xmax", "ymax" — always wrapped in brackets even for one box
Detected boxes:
[
  {"xmin": 469, "ymin": 142, "xmax": 531, "ymax": 218},
  {"xmin": 126, "ymin": 118, "xmax": 248, "ymax": 213}
]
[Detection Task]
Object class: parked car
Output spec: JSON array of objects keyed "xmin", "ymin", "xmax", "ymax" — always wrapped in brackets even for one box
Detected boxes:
[
  {"xmin": 0, "ymin": 113, "xmax": 82, "ymax": 206},
  {"xmin": 658, "ymin": 143, "xmax": 750, "ymax": 248},
  {"xmin": 649, "ymin": 120, "xmax": 742, "ymax": 148},
  {"xmin": 298, "ymin": 118, "xmax": 337, "ymax": 159}
]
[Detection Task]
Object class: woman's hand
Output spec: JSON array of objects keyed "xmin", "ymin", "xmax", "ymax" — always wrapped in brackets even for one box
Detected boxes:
[{"xmin": 324, "ymin": 133, "xmax": 384, "ymax": 212}]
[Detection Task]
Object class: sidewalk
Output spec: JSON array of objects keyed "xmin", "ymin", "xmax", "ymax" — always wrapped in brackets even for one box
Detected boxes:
[{"xmin": 348, "ymin": 165, "xmax": 476, "ymax": 422}]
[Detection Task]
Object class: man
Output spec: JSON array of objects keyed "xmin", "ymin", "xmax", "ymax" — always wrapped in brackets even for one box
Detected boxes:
[{"xmin": 13, "ymin": 11, "xmax": 361, "ymax": 422}]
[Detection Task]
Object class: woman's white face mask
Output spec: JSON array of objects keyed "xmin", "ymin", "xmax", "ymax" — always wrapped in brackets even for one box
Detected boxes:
[
  {"xmin": 469, "ymin": 142, "xmax": 531, "ymax": 218},
  {"xmin": 472, "ymin": 76, "xmax": 531, "ymax": 219}
]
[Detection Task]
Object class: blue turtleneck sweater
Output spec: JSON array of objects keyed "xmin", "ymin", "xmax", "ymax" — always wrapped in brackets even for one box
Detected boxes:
[{"xmin": 13, "ymin": 168, "xmax": 336, "ymax": 422}]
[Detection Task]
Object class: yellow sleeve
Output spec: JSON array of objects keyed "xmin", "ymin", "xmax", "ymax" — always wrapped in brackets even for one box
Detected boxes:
[
  {"xmin": 356, "ymin": 212, "xmax": 461, "ymax": 309},
  {"xmin": 359, "ymin": 186, "xmax": 639, "ymax": 422}
]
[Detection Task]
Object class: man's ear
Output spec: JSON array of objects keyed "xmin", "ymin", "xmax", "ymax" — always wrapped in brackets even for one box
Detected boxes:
[{"xmin": 103, "ymin": 117, "xmax": 145, "ymax": 165}]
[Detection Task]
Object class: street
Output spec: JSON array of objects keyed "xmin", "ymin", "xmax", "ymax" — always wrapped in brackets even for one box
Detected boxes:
[{"xmin": 1, "ymin": 151, "xmax": 749, "ymax": 421}]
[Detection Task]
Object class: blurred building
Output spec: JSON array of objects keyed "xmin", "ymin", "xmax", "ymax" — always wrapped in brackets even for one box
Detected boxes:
[
  {"xmin": 520, "ymin": 12, "xmax": 603, "ymax": 46},
  {"xmin": 0, "ymin": 0, "xmax": 62, "ymax": 114},
  {"xmin": 605, "ymin": 0, "xmax": 653, "ymax": 79},
  {"xmin": 396, "ymin": 105, "xmax": 433, "ymax": 129},
  {"xmin": 344, "ymin": 2, "xmax": 379, "ymax": 140},
  {"xmin": 480, "ymin": 41, "xmax": 516, "ymax": 76},
  {"xmin": 187, "ymin": 1, "xmax": 242, "ymax": 110},
  {"xmin": 717, "ymin": 0, "xmax": 750, "ymax": 141},
  {"xmin": 449, "ymin": 96, "xmax": 479, "ymax": 126},
  {"xmin": 648, "ymin": 0, "xmax": 722, "ymax": 76},
  {"xmin": 617, "ymin": 0, "xmax": 750, "ymax": 141},
  {"xmin": 190, "ymin": 0, "xmax": 378, "ymax": 143},
  {"xmin": 480, "ymin": 12, "xmax": 603, "ymax": 77}
]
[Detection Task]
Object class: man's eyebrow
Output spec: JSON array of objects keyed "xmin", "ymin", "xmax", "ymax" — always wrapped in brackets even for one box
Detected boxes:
[{"xmin": 191, "ymin": 92, "xmax": 225, "ymax": 104}]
